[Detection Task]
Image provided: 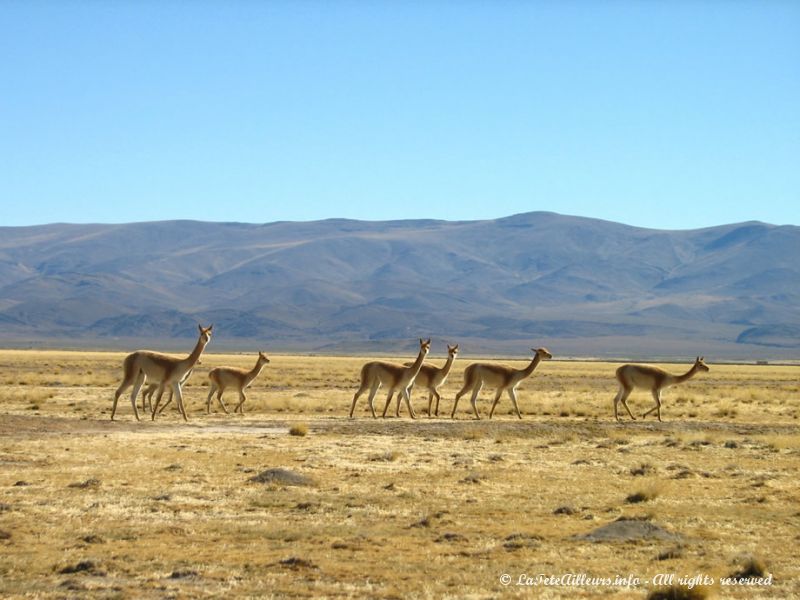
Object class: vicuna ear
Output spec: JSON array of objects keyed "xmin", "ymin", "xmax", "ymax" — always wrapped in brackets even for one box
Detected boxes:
[{"xmin": 198, "ymin": 324, "xmax": 203, "ymax": 333}]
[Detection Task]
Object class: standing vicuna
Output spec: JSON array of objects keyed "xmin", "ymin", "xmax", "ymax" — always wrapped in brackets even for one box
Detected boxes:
[
  {"xmin": 206, "ymin": 352, "xmax": 270, "ymax": 414},
  {"xmin": 613, "ymin": 356, "xmax": 710, "ymax": 422},
  {"xmin": 111, "ymin": 324, "xmax": 213, "ymax": 421},
  {"xmin": 390, "ymin": 343, "xmax": 459, "ymax": 418},
  {"xmin": 349, "ymin": 338, "xmax": 431, "ymax": 419},
  {"xmin": 451, "ymin": 347, "xmax": 552, "ymax": 420}
]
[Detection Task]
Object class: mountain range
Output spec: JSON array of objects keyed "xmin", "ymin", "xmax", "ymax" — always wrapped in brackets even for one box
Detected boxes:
[{"xmin": 0, "ymin": 212, "xmax": 797, "ymax": 359}]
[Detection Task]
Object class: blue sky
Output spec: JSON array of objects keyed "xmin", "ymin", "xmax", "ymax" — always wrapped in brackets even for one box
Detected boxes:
[{"xmin": 1, "ymin": 1, "xmax": 798, "ymax": 229}]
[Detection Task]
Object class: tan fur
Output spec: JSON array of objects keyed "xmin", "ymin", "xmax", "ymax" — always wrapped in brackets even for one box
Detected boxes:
[
  {"xmin": 206, "ymin": 352, "xmax": 270, "ymax": 414},
  {"xmin": 349, "ymin": 339, "xmax": 431, "ymax": 419},
  {"xmin": 398, "ymin": 344, "xmax": 459, "ymax": 417},
  {"xmin": 451, "ymin": 347, "xmax": 552, "ymax": 420},
  {"xmin": 613, "ymin": 356, "xmax": 710, "ymax": 422},
  {"xmin": 111, "ymin": 324, "xmax": 212, "ymax": 421}
]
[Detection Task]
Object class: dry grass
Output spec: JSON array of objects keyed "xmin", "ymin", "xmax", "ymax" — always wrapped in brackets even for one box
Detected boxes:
[{"xmin": 0, "ymin": 350, "xmax": 797, "ymax": 598}]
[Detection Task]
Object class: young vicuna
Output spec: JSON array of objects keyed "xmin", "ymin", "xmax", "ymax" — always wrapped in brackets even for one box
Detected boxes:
[
  {"xmin": 349, "ymin": 338, "xmax": 431, "ymax": 419},
  {"xmin": 614, "ymin": 356, "xmax": 709, "ymax": 422},
  {"xmin": 451, "ymin": 347, "xmax": 552, "ymax": 420},
  {"xmin": 141, "ymin": 366, "xmax": 197, "ymax": 415},
  {"xmin": 392, "ymin": 343, "xmax": 459, "ymax": 417},
  {"xmin": 111, "ymin": 324, "xmax": 212, "ymax": 421},
  {"xmin": 206, "ymin": 352, "xmax": 270, "ymax": 414}
]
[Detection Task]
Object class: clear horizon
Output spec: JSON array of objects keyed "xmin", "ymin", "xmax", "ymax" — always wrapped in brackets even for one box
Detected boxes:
[{"xmin": 2, "ymin": 2, "xmax": 798, "ymax": 229}]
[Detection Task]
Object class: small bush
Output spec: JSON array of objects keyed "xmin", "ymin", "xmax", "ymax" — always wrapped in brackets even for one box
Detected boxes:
[
  {"xmin": 67, "ymin": 478, "xmax": 101, "ymax": 490},
  {"xmin": 460, "ymin": 472, "xmax": 486, "ymax": 484},
  {"xmin": 462, "ymin": 428, "xmax": 486, "ymax": 441},
  {"xmin": 249, "ymin": 468, "xmax": 315, "ymax": 487},
  {"xmin": 729, "ymin": 555, "xmax": 768, "ymax": 580},
  {"xmin": 656, "ymin": 545, "xmax": 684, "ymax": 560},
  {"xmin": 631, "ymin": 462, "xmax": 656, "ymax": 476},
  {"xmin": 289, "ymin": 423, "xmax": 308, "ymax": 437},
  {"xmin": 626, "ymin": 485, "xmax": 660, "ymax": 504},
  {"xmin": 647, "ymin": 584, "xmax": 710, "ymax": 600},
  {"xmin": 369, "ymin": 451, "xmax": 399, "ymax": 462}
]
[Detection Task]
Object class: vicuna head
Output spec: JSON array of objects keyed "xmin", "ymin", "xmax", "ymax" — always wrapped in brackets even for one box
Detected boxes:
[
  {"xmin": 695, "ymin": 356, "xmax": 709, "ymax": 372},
  {"xmin": 419, "ymin": 338, "xmax": 432, "ymax": 355},
  {"xmin": 447, "ymin": 344, "xmax": 459, "ymax": 357},
  {"xmin": 258, "ymin": 351, "xmax": 270, "ymax": 366},
  {"xmin": 198, "ymin": 324, "xmax": 213, "ymax": 344},
  {"xmin": 533, "ymin": 347, "xmax": 553, "ymax": 360}
]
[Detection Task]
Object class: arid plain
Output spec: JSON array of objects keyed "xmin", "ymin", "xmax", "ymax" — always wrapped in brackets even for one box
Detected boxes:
[{"xmin": 0, "ymin": 349, "xmax": 798, "ymax": 599}]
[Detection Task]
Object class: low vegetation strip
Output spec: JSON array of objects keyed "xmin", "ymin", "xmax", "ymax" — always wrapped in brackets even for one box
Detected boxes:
[{"xmin": 0, "ymin": 351, "xmax": 796, "ymax": 598}]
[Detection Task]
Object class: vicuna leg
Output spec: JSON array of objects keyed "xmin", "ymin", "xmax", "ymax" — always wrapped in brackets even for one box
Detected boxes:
[
  {"xmin": 112, "ymin": 378, "xmax": 133, "ymax": 421},
  {"xmin": 234, "ymin": 390, "xmax": 246, "ymax": 414},
  {"xmin": 451, "ymin": 382, "xmax": 473, "ymax": 419},
  {"xmin": 216, "ymin": 389, "xmax": 230, "ymax": 414},
  {"xmin": 469, "ymin": 384, "xmax": 483, "ymax": 420},
  {"xmin": 488, "ymin": 388, "xmax": 504, "ymax": 419},
  {"xmin": 642, "ymin": 389, "xmax": 662, "ymax": 421},
  {"xmin": 151, "ymin": 383, "xmax": 167, "ymax": 420},
  {"xmin": 432, "ymin": 390, "xmax": 441, "ymax": 417},
  {"xmin": 158, "ymin": 389, "xmax": 175, "ymax": 414},
  {"xmin": 141, "ymin": 386, "xmax": 152, "ymax": 413},
  {"xmin": 508, "ymin": 387, "xmax": 522, "ymax": 419},
  {"xmin": 614, "ymin": 386, "xmax": 635, "ymax": 422},
  {"xmin": 206, "ymin": 384, "xmax": 230, "ymax": 414},
  {"xmin": 174, "ymin": 382, "xmax": 188, "ymax": 421},
  {"xmin": 401, "ymin": 388, "xmax": 417, "ymax": 419},
  {"xmin": 128, "ymin": 372, "xmax": 145, "ymax": 422},
  {"xmin": 112, "ymin": 356, "xmax": 139, "ymax": 421},
  {"xmin": 395, "ymin": 384, "xmax": 413, "ymax": 417},
  {"xmin": 427, "ymin": 392, "xmax": 434, "ymax": 417},
  {"xmin": 206, "ymin": 384, "xmax": 217, "ymax": 413},
  {"xmin": 380, "ymin": 391, "xmax": 395, "ymax": 418},
  {"xmin": 350, "ymin": 379, "xmax": 373, "ymax": 419},
  {"xmin": 365, "ymin": 385, "xmax": 379, "ymax": 418},
  {"xmin": 391, "ymin": 388, "xmax": 404, "ymax": 418}
]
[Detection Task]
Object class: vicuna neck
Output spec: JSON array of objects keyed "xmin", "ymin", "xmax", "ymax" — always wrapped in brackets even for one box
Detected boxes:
[
  {"xmin": 247, "ymin": 359, "xmax": 266, "ymax": 383},
  {"xmin": 407, "ymin": 347, "xmax": 427, "ymax": 378},
  {"xmin": 439, "ymin": 353, "xmax": 456, "ymax": 376},
  {"xmin": 520, "ymin": 353, "xmax": 542, "ymax": 378},
  {"xmin": 675, "ymin": 364, "xmax": 700, "ymax": 384},
  {"xmin": 183, "ymin": 336, "xmax": 208, "ymax": 369}
]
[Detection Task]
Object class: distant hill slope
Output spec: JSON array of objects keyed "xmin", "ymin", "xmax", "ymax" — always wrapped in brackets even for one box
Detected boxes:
[{"xmin": 0, "ymin": 213, "xmax": 798, "ymax": 359}]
